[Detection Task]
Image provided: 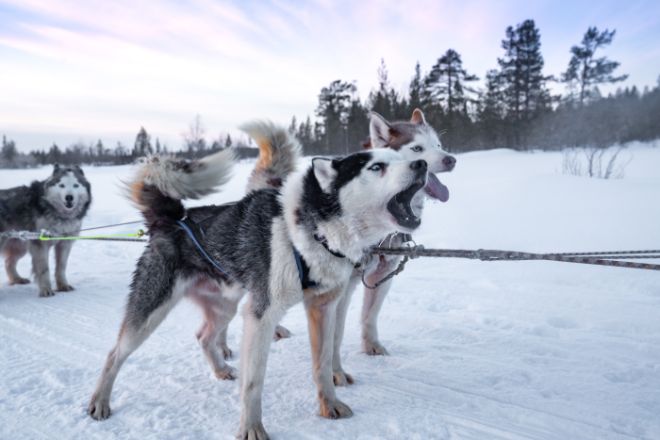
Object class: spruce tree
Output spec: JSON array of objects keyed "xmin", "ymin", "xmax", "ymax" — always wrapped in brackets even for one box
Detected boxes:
[
  {"xmin": 425, "ymin": 49, "xmax": 479, "ymax": 115},
  {"xmin": 133, "ymin": 127, "xmax": 152, "ymax": 157},
  {"xmin": 498, "ymin": 19, "xmax": 551, "ymax": 147},
  {"xmin": 316, "ymin": 80, "xmax": 356, "ymax": 154}
]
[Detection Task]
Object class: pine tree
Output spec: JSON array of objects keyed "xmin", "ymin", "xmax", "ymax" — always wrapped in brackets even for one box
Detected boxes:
[
  {"xmin": 296, "ymin": 117, "xmax": 314, "ymax": 150},
  {"xmin": 184, "ymin": 114, "xmax": 206, "ymax": 154},
  {"xmin": 225, "ymin": 134, "xmax": 232, "ymax": 148},
  {"xmin": 477, "ymin": 69, "xmax": 507, "ymax": 148},
  {"xmin": 346, "ymin": 99, "xmax": 369, "ymax": 151},
  {"xmin": 316, "ymin": 80, "xmax": 356, "ymax": 154},
  {"xmin": 408, "ymin": 62, "xmax": 424, "ymax": 111},
  {"xmin": 1, "ymin": 135, "xmax": 18, "ymax": 165},
  {"xmin": 369, "ymin": 58, "xmax": 393, "ymax": 118},
  {"xmin": 95, "ymin": 139, "xmax": 104, "ymax": 158},
  {"xmin": 133, "ymin": 127, "xmax": 152, "ymax": 157},
  {"xmin": 48, "ymin": 143, "xmax": 62, "ymax": 164},
  {"xmin": 425, "ymin": 49, "xmax": 479, "ymax": 115},
  {"xmin": 288, "ymin": 116, "xmax": 297, "ymax": 134},
  {"xmin": 498, "ymin": 19, "xmax": 552, "ymax": 147},
  {"xmin": 562, "ymin": 27, "xmax": 628, "ymax": 106}
]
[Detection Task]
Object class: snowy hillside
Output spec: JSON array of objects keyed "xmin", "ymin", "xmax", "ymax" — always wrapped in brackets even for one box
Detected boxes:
[{"xmin": 1, "ymin": 144, "xmax": 659, "ymax": 440}]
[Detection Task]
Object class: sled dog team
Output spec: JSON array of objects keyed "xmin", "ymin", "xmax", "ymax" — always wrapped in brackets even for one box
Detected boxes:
[{"xmin": 0, "ymin": 109, "xmax": 455, "ymax": 439}]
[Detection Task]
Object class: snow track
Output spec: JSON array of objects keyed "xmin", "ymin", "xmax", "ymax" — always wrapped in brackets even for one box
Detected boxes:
[{"xmin": 1, "ymin": 145, "xmax": 659, "ymax": 439}]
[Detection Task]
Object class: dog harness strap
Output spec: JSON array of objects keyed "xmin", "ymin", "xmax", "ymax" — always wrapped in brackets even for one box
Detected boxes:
[
  {"xmin": 292, "ymin": 246, "xmax": 318, "ymax": 289},
  {"xmin": 313, "ymin": 233, "xmax": 362, "ymax": 269},
  {"xmin": 177, "ymin": 218, "xmax": 231, "ymax": 278},
  {"xmin": 313, "ymin": 233, "xmax": 347, "ymax": 259}
]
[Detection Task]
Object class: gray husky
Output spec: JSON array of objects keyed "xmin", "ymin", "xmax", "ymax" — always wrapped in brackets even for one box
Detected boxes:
[
  {"xmin": 0, "ymin": 165, "xmax": 91, "ymax": 296},
  {"xmin": 87, "ymin": 121, "xmax": 428, "ymax": 439}
]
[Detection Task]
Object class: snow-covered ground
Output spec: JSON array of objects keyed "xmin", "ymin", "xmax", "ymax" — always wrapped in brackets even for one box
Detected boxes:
[{"xmin": 1, "ymin": 144, "xmax": 659, "ymax": 440}]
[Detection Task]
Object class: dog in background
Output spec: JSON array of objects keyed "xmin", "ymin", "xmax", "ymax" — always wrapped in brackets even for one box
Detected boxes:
[
  {"xmin": 330, "ymin": 108, "xmax": 456, "ymax": 386},
  {"xmin": 0, "ymin": 164, "xmax": 91, "ymax": 297}
]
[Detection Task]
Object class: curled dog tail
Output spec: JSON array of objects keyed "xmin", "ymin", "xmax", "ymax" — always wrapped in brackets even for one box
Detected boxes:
[
  {"xmin": 128, "ymin": 149, "xmax": 234, "ymax": 225},
  {"xmin": 241, "ymin": 121, "xmax": 302, "ymax": 192}
]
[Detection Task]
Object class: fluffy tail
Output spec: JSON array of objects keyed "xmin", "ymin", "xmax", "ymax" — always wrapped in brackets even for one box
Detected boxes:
[
  {"xmin": 128, "ymin": 149, "xmax": 234, "ymax": 224},
  {"xmin": 241, "ymin": 121, "xmax": 302, "ymax": 192}
]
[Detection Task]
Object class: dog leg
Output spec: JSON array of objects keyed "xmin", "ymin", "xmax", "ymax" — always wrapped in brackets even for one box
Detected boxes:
[
  {"xmin": 3, "ymin": 239, "xmax": 30, "ymax": 285},
  {"xmin": 305, "ymin": 290, "xmax": 353, "ymax": 419},
  {"xmin": 54, "ymin": 241, "xmax": 74, "ymax": 291},
  {"xmin": 216, "ymin": 284, "xmax": 244, "ymax": 360},
  {"xmin": 29, "ymin": 241, "xmax": 53, "ymax": 297},
  {"xmin": 361, "ymin": 256, "xmax": 399, "ymax": 355},
  {"xmin": 88, "ymin": 269, "xmax": 184, "ymax": 421},
  {"xmin": 188, "ymin": 280, "xmax": 240, "ymax": 380},
  {"xmin": 332, "ymin": 275, "xmax": 359, "ymax": 386},
  {"xmin": 238, "ymin": 299, "xmax": 283, "ymax": 440}
]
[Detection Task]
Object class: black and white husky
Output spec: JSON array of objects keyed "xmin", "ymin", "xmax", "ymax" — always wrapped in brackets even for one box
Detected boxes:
[
  {"xmin": 0, "ymin": 165, "xmax": 91, "ymax": 296},
  {"xmin": 87, "ymin": 121, "xmax": 428, "ymax": 439}
]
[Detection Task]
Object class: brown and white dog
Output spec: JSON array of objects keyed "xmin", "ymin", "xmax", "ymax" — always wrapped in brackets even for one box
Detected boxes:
[{"xmin": 330, "ymin": 108, "xmax": 456, "ymax": 384}]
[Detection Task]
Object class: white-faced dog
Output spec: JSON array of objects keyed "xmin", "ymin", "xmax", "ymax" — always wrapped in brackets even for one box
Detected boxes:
[
  {"xmin": 0, "ymin": 164, "xmax": 91, "ymax": 296},
  {"xmin": 87, "ymin": 122, "xmax": 428, "ymax": 439},
  {"xmin": 330, "ymin": 108, "xmax": 455, "ymax": 384}
]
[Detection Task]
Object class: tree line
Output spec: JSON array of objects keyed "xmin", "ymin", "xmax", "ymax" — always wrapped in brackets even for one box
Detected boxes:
[
  {"xmin": 297, "ymin": 20, "xmax": 659, "ymax": 155},
  {"xmin": 0, "ymin": 115, "xmax": 258, "ymax": 168},
  {"xmin": 2, "ymin": 19, "xmax": 659, "ymax": 168}
]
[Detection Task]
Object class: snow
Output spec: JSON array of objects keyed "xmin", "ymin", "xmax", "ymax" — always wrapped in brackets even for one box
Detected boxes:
[{"xmin": 1, "ymin": 144, "xmax": 659, "ymax": 440}]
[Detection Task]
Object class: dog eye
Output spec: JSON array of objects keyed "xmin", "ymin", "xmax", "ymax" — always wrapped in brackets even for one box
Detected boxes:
[
  {"xmin": 73, "ymin": 184, "xmax": 79, "ymax": 188},
  {"xmin": 411, "ymin": 145, "xmax": 424, "ymax": 152},
  {"xmin": 368, "ymin": 163, "xmax": 386, "ymax": 172},
  {"xmin": 59, "ymin": 184, "xmax": 65, "ymax": 188}
]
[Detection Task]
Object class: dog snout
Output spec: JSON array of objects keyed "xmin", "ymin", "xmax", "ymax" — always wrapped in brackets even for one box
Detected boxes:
[
  {"xmin": 443, "ymin": 155, "xmax": 456, "ymax": 170},
  {"xmin": 65, "ymin": 195, "xmax": 73, "ymax": 203},
  {"xmin": 410, "ymin": 159, "xmax": 427, "ymax": 172}
]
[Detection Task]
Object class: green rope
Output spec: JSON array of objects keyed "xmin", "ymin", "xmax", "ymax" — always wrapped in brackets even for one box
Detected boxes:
[{"xmin": 39, "ymin": 229, "xmax": 146, "ymax": 241}]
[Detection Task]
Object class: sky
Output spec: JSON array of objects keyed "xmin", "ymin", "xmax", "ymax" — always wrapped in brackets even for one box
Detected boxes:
[{"xmin": 1, "ymin": 0, "xmax": 659, "ymax": 152}]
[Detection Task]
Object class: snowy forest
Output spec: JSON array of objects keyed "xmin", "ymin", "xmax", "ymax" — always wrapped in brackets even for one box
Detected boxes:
[{"xmin": 1, "ymin": 19, "xmax": 659, "ymax": 168}]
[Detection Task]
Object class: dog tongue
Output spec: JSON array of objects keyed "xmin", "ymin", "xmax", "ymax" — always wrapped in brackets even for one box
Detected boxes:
[{"xmin": 424, "ymin": 173, "xmax": 449, "ymax": 202}]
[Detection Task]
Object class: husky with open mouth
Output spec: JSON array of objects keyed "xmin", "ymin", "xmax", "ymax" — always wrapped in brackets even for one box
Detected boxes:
[
  {"xmin": 264, "ymin": 109, "xmax": 456, "ymax": 386},
  {"xmin": 0, "ymin": 164, "xmax": 91, "ymax": 296},
  {"xmin": 87, "ymin": 121, "xmax": 428, "ymax": 439}
]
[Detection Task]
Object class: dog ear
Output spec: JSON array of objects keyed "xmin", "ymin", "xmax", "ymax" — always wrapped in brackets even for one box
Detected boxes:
[
  {"xmin": 369, "ymin": 112, "xmax": 394, "ymax": 149},
  {"xmin": 73, "ymin": 164, "xmax": 84, "ymax": 175},
  {"xmin": 312, "ymin": 157, "xmax": 337, "ymax": 193},
  {"xmin": 53, "ymin": 163, "xmax": 61, "ymax": 173},
  {"xmin": 410, "ymin": 108, "xmax": 427, "ymax": 125}
]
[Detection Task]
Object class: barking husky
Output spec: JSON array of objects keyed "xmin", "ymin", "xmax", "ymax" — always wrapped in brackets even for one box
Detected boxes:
[
  {"xmin": 0, "ymin": 165, "xmax": 91, "ymax": 296},
  {"xmin": 87, "ymin": 122, "xmax": 428, "ymax": 439}
]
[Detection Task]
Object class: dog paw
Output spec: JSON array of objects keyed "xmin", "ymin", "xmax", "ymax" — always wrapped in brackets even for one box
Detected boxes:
[
  {"xmin": 333, "ymin": 370, "xmax": 354, "ymax": 386},
  {"xmin": 56, "ymin": 283, "xmax": 75, "ymax": 292},
  {"xmin": 9, "ymin": 277, "xmax": 30, "ymax": 285},
  {"xmin": 237, "ymin": 422, "xmax": 270, "ymax": 440},
  {"xmin": 220, "ymin": 344, "xmax": 233, "ymax": 360},
  {"xmin": 39, "ymin": 287, "xmax": 55, "ymax": 297},
  {"xmin": 215, "ymin": 365, "xmax": 237, "ymax": 381},
  {"xmin": 319, "ymin": 397, "xmax": 353, "ymax": 419},
  {"xmin": 273, "ymin": 325, "xmax": 291, "ymax": 341},
  {"xmin": 88, "ymin": 396, "xmax": 111, "ymax": 420},
  {"xmin": 363, "ymin": 340, "xmax": 389, "ymax": 356}
]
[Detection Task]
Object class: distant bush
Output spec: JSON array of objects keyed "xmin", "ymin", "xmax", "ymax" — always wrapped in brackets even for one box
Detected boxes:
[{"xmin": 561, "ymin": 145, "xmax": 632, "ymax": 179}]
